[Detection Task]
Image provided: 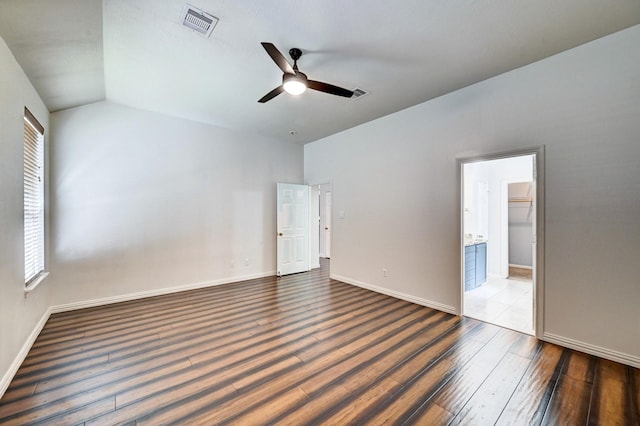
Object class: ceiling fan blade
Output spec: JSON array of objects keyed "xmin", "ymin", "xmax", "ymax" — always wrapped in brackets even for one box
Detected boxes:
[
  {"xmin": 308, "ymin": 80, "xmax": 354, "ymax": 98},
  {"xmin": 261, "ymin": 42, "xmax": 295, "ymax": 74},
  {"xmin": 258, "ymin": 86, "xmax": 284, "ymax": 103}
]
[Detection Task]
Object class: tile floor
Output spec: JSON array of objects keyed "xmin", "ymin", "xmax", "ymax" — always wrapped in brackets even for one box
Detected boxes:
[{"xmin": 464, "ymin": 276, "xmax": 533, "ymax": 335}]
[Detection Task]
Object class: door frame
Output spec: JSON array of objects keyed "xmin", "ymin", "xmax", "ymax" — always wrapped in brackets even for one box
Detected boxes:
[
  {"xmin": 309, "ymin": 185, "xmax": 321, "ymax": 269},
  {"xmin": 308, "ymin": 181, "xmax": 332, "ymax": 260},
  {"xmin": 458, "ymin": 146, "xmax": 545, "ymax": 338},
  {"xmin": 324, "ymin": 191, "xmax": 332, "ymax": 258}
]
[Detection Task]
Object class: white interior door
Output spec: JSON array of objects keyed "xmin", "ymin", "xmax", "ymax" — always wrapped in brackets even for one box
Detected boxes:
[
  {"xmin": 325, "ymin": 191, "xmax": 332, "ymax": 258},
  {"xmin": 277, "ymin": 183, "xmax": 310, "ymax": 276},
  {"xmin": 308, "ymin": 186, "xmax": 321, "ymax": 269}
]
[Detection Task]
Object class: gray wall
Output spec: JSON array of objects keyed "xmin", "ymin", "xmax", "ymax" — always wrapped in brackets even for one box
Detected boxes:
[
  {"xmin": 49, "ymin": 101, "xmax": 303, "ymax": 306},
  {"xmin": 305, "ymin": 26, "xmax": 640, "ymax": 364},
  {"xmin": 0, "ymin": 37, "xmax": 53, "ymax": 391}
]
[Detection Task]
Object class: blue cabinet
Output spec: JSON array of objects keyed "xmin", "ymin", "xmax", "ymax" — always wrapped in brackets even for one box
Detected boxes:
[
  {"xmin": 476, "ymin": 243, "xmax": 486, "ymax": 284},
  {"xmin": 464, "ymin": 245, "xmax": 475, "ymax": 291},
  {"xmin": 464, "ymin": 242, "xmax": 487, "ymax": 291}
]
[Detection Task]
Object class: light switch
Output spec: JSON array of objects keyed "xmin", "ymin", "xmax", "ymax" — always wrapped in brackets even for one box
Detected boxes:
[{"xmin": 338, "ymin": 210, "xmax": 345, "ymax": 219}]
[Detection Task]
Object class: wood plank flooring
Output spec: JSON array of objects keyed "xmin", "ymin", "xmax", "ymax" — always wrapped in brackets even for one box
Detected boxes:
[{"xmin": 1, "ymin": 260, "xmax": 638, "ymax": 425}]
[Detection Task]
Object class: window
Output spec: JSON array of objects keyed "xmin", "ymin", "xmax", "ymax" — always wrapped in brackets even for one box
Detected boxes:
[{"xmin": 24, "ymin": 108, "xmax": 46, "ymax": 287}]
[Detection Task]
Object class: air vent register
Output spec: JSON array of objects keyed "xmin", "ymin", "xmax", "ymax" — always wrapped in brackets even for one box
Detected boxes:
[{"xmin": 181, "ymin": 4, "xmax": 218, "ymax": 37}]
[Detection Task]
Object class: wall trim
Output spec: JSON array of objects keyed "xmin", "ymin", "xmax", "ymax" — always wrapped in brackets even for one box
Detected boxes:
[
  {"xmin": 509, "ymin": 263, "xmax": 533, "ymax": 270},
  {"xmin": 51, "ymin": 271, "xmax": 276, "ymax": 314},
  {"xmin": 3, "ymin": 271, "xmax": 639, "ymax": 399},
  {"xmin": 542, "ymin": 332, "xmax": 640, "ymax": 369},
  {"xmin": 0, "ymin": 307, "xmax": 52, "ymax": 398},
  {"xmin": 331, "ymin": 274, "xmax": 457, "ymax": 315}
]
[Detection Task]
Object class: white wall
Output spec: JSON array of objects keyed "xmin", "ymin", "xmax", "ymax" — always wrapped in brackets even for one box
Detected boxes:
[
  {"xmin": 0, "ymin": 36, "xmax": 53, "ymax": 392},
  {"xmin": 305, "ymin": 26, "xmax": 640, "ymax": 364},
  {"xmin": 49, "ymin": 101, "xmax": 302, "ymax": 305}
]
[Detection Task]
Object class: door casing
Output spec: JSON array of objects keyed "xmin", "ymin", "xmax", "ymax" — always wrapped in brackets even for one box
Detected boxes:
[{"xmin": 458, "ymin": 146, "xmax": 545, "ymax": 338}]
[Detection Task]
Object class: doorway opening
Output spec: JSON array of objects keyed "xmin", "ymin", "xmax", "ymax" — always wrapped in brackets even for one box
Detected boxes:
[
  {"xmin": 460, "ymin": 148, "xmax": 544, "ymax": 336},
  {"xmin": 309, "ymin": 183, "xmax": 332, "ymax": 270}
]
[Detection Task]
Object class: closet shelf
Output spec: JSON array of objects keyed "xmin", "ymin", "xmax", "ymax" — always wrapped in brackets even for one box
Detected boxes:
[{"xmin": 508, "ymin": 197, "xmax": 532, "ymax": 207}]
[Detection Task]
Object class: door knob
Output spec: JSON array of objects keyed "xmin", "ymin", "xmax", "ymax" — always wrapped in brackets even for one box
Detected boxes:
[
  {"xmin": 278, "ymin": 233, "xmax": 283, "ymax": 236},
  {"xmin": 325, "ymin": 227, "xmax": 329, "ymax": 230}
]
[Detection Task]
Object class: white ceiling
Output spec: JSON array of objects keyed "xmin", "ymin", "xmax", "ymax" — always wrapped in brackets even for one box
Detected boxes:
[{"xmin": 1, "ymin": 0, "xmax": 639, "ymax": 144}]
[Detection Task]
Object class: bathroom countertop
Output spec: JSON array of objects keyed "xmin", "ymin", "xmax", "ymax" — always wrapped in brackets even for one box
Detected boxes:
[{"xmin": 464, "ymin": 239, "xmax": 488, "ymax": 247}]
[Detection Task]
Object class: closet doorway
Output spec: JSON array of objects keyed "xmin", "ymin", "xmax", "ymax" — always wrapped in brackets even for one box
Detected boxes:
[
  {"xmin": 309, "ymin": 183, "xmax": 332, "ymax": 270},
  {"xmin": 460, "ymin": 148, "xmax": 544, "ymax": 336}
]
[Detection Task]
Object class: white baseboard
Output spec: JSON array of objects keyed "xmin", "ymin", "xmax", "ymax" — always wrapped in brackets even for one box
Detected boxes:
[
  {"xmin": 5, "ymin": 271, "xmax": 639, "ymax": 402},
  {"xmin": 331, "ymin": 274, "xmax": 457, "ymax": 315},
  {"xmin": 0, "ymin": 307, "xmax": 52, "ymax": 398},
  {"xmin": 509, "ymin": 264, "xmax": 533, "ymax": 270},
  {"xmin": 51, "ymin": 270, "xmax": 276, "ymax": 313},
  {"xmin": 542, "ymin": 332, "xmax": 640, "ymax": 369}
]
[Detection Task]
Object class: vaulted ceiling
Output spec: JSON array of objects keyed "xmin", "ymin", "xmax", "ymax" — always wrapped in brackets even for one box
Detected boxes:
[{"xmin": 1, "ymin": 0, "xmax": 639, "ymax": 143}]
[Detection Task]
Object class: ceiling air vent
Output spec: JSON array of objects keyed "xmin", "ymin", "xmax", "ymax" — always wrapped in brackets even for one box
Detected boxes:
[
  {"xmin": 351, "ymin": 88, "xmax": 368, "ymax": 99},
  {"xmin": 181, "ymin": 4, "xmax": 218, "ymax": 37}
]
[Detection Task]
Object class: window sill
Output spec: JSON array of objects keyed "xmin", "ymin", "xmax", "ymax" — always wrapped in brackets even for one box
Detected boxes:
[{"xmin": 25, "ymin": 271, "xmax": 50, "ymax": 296}]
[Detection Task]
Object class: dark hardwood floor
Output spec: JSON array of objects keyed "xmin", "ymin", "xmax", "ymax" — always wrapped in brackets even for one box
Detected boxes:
[{"xmin": 1, "ymin": 260, "xmax": 638, "ymax": 425}]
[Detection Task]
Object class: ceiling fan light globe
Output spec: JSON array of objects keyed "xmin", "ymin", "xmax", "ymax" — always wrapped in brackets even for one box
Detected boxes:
[
  {"xmin": 283, "ymin": 79, "xmax": 306, "ymax": 95},
  {"xmin": 283, "ymin": 73, "xmax": 307, "ymax": 95}
]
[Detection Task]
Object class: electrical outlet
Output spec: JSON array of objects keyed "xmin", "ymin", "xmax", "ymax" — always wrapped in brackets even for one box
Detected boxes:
[
  {"xmin": 383, "ymin": 268, "xmax": 388, "ymax": 278},
  {"xmin": 244, "ymin": 258, "xmax": 249, "ymax": 266}
]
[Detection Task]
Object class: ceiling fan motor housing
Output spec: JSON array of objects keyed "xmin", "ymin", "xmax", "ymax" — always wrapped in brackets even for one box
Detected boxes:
[
  {"xmin": 283, "ymin": 71, "xmax": 307, "ymax": 85},
  {"xmin": 289, "ymin": 48, "xmax": 303, "ymax": 61}
]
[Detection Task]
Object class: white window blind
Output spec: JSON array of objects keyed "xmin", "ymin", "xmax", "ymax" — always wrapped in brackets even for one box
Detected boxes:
[{"xmin": 24, "ymin": 108, "xmax": 45, "ymax": 285}]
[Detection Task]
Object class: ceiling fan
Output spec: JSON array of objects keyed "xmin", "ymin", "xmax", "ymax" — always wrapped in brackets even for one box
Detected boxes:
[{"xmin": 258, "ymin": 42, "xmax": 354, "ymax": 103}]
